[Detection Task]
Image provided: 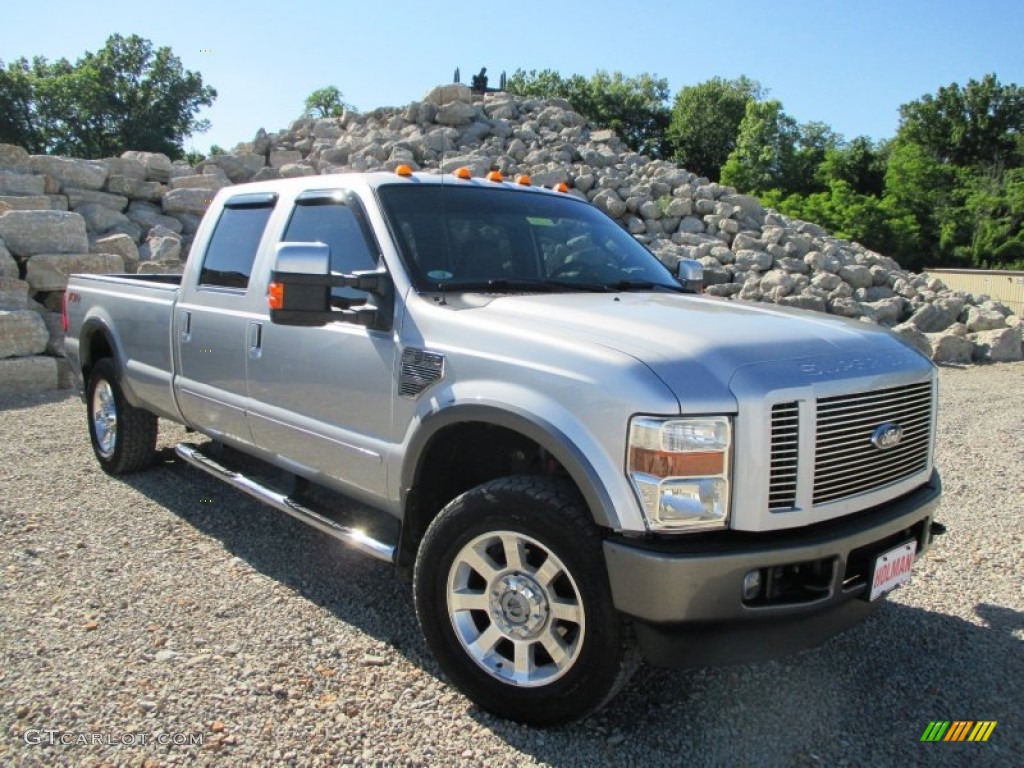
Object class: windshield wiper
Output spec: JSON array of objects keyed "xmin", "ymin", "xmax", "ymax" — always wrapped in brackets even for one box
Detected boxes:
[{"xmin": 436, "ymin": 278, "xmax": 608, "ymax": 293}]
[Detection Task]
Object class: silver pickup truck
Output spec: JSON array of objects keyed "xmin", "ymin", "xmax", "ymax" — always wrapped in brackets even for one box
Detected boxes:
[{"xmin": 65, "ymin": 169, "xmax": 943, "ymax": 725}]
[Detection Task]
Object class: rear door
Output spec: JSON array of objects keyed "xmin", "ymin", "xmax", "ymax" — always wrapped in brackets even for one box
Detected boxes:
[
  {"xmin": 174, "ymin": 192, "xmax": 277, "ymax": 445},
  {"xmin": 245, "ymin": 189, "xmax": 397, "ymax": 498}
]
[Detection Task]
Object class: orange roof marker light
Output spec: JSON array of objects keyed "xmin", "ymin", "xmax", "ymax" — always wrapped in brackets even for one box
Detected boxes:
[
  {"xmin": 515, "ymin": 174, "xmax": 531, "ymax": 186},
  {"xmin": 395, "ymin": 164, "xmax": 414, "ymax": 177},
  {"xmin": 554, "ymin": 182, "xmax": 570, "ymax": 193},
  {"xmin": 453, "ymin": 167, "xmax": 473, "ymax": 180},
  {"xmin": 486, "ymin": 170, "xmax": 504, "ymax": 182}
]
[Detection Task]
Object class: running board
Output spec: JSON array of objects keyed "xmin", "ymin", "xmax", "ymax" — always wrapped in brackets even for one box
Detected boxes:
[{"xmin": 175, "ymin": 442, "xmax": 396, "ymax": 563}]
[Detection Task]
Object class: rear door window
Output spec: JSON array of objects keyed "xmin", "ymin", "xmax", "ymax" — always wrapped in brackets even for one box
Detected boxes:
[{"xmin": 198, "ymin": 193, "xmax": 277, "ymax": 289}]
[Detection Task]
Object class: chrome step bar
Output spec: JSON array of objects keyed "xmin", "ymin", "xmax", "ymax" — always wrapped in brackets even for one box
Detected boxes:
[{"xmin": 175, "ymin": 442, "xmax": 396, "ymax": 563}]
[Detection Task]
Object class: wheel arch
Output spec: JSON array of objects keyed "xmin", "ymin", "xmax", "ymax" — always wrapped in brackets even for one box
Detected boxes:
[
  {"xmin": 398, "ymin": 403, "xmax": 621, "ymax": 566},
  {"xmin": 79, "ymin": 317, "xmax": 140, "ymax": 406}
]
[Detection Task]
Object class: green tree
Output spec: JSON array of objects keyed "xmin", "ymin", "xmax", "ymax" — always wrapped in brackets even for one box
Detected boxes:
[
  {"xmin": 0, "ymin": 59, "xmax": 45, "ymax": 152},
  {"xmin": 303, "ymin": 85, "xmax": 352, "ymax": 118},
  {"xmin": 0, "ymin": 34, "xmax": 215, "ymax": 159},
  {"xmin": 897, "ymin": 73, "xmax": 1024, "ymax": 170},
  {"xmin": 666, "ymin": 76, "xmax": 762, "ymax": 181},
  {"xmin": 505, "ymin": 68, "xmax": 671, "ymax": 157},
  {"xmin": 819, "ymin": 136, "xmax": 887, "ymax": 197},
  {"xmin": 720, "ymin": 99, "xmax": 799, "ymax": 194}
]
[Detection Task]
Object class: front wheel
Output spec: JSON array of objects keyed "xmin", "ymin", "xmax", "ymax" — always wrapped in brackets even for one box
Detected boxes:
[
  {"xmin": 413, "ymin": 476, "xmax": 638, "ymax": 725},
  {"xmin": 86, "ymin": 358, "xmax": 158, "ymax": 475}
]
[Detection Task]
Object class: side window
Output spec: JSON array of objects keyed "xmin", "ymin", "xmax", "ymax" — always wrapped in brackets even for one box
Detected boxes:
[
  {"xmin": 283, "ymin": 200, "xmax": 379, "ymax": 303},
  {"xmin": 199, "ymin": 199, "xmax": 275, "ymax": 289}
]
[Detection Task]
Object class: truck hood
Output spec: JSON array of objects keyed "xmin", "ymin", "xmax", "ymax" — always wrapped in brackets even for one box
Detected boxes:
[{"xmin": 472, "ymin": 291, "xmax": 930, "ymax": 411}]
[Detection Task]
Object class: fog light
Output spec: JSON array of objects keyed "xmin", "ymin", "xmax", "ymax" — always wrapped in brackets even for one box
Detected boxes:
[{"xmin": 742, "ymin": 570, "xmax": 763, "ymax": 601}]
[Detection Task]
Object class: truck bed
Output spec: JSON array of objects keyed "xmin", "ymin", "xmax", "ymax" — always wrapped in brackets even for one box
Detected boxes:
[{"xmin": 65, "ymin": 272, "xmax": 183, "ymax": 421}]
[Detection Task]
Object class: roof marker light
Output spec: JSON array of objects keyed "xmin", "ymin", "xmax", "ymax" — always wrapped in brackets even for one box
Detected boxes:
[
  {"xmin": 453, "ymin": 167, "xmax": 472, "ymax": 180},
  {"xmin": 554, "ymin": 182, "xmax": 570, "ymax": 193},
  {"xmin": 395, "ymin": 164, "xmax": 413, "ymax": 177},
  {"xmin": 515, "ymin": 174, "xmax": 531, "ymax": 186},
  {"xmin": 486, "ymin": 171, "xmax": 504, "ymax": 182}
]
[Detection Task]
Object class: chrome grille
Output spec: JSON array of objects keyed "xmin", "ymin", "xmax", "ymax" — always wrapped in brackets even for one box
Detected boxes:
[
  {"xmin": 769, "ymin": 402, "xmax": 799, "ymax": 510},
  {"xmin": 813, "ymin": 382, "xmax": 932, "ymax": 504}
]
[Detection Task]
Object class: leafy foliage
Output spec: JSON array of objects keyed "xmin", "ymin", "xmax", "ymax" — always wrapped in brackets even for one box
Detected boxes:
[
  {"xmin": 716, "ymin": 74, "xmax": 1023, "ymax": 270},
  {"xmin": 0, "ymin": 34, "xmax": 215, "ymax": 159},
  {"xmin": 303, "ymin": 85, "xmax": 352, "ymax": 119},
  {"xmin": 506, "ymin": 69, "xmax": 671, "ymax": 157},
  {"xmin": 666, "ymin": 76, "xmax": 762, "ymax": 181},
  {"xmin": 720, "ymin": 100, "xmax": 800, "ymax": 194}
]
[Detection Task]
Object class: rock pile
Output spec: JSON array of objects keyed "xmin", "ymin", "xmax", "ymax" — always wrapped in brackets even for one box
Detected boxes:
[{"xmin": 0, "ymin": 83, "xmax": 1020, "ymax": 391}]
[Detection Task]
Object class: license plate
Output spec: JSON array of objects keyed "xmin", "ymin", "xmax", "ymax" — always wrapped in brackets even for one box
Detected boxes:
[{"xmin": 869, "ymin": 541, "xmax": 916, "ymax": 601}]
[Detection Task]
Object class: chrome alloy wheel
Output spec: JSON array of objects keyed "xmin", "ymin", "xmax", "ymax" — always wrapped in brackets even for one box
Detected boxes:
[
  {"xmin": 446, "ymin": 531, "xmax": 585, "ymax": 687},
  {"xmin": 91, "ymin": 379, "xmax": 118, "ymax": 458}
]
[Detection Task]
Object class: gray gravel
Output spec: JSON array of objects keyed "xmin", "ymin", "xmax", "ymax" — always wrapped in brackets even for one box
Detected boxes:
[{"xmin": 1, "ymin": 363, "xmax": 1021, "ymax": 767}]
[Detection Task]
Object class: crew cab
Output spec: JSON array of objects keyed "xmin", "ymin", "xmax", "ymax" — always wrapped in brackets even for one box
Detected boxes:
[{"xmin": 64, "ymin": 169, "xmax": 943, "ymax": 724}]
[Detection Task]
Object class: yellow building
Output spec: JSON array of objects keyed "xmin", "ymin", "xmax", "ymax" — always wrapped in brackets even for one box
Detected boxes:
[{"xmin": 925, "ymin": 269, "xmax": 1024, "ymax": 317}]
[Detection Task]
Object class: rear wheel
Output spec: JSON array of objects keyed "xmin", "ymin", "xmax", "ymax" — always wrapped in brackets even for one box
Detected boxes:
[
  {"xmin": 86, "ymin": 358, "xmax": 158, "ymax": 475},
  {"xmin": 413, "ymin": 476, "xmax": 638, "ymax": 725}
]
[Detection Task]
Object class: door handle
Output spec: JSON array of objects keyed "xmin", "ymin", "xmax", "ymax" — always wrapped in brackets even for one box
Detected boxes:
[
  {"xmin": 248, "ymin": 321, "xmax": 263, "ymax": 359},
  {"xmin": 180, "ymin": 310, "xmax": 192, "ymax": 343}
]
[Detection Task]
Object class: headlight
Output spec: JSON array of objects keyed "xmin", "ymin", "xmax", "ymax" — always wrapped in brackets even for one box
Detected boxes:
[{"xmin": 627, "ymin": 416, "xmax": 732, "ymax": 531}]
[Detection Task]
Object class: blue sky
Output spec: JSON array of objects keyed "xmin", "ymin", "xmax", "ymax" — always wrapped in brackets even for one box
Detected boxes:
[{"xmin": 3, "ymin": 0, "xmax": 1022, "ymax": 155}]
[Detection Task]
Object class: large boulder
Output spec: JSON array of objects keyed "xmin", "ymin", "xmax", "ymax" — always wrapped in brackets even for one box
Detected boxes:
[
  {"xmin": 0, "ymin": 171, "xmax": 46, "ymax": 196},
  {"xmin": 75, "ymin": 202, "xmax": 131, "ymax": 234},
  {"xmin": 25, "ymin": 252, "xmax": 124, "ymax": 292},
  {"xmin": 196, "ymin": 154, "xmax": 265, "ymax": 183},
  {"xmin": 0, "ymin": 210, "xmax": 89, "ymax": 258},
  {"xmin": 66, "ymin": 187, "xmax": 129, "ymax": 211},
  {"xmin": 929, "ymin": 332, "xmax": 975, "ymax": 364},
  {"xmin": 0, "ymin": 277, "xmax": 30, "ymax": 309},
  {"xmin": 0, "ymin": 144, "xmax": 31, "ymax": 172},
  {"xmin": 0, "ymin": 240, "xmax": 17, "ymax": 277},
  {"xmin": 120, "ymin": 151, "xmax": 173, "ymax": 182},
  {"xmin": 0, "ymin": 310, "xmax": 49, "ymax": 358},
  {"xmin": 0, "ymin": 355, "xmax": 58, "ymax": 392},
  {"xmin": 127, "ymin": 201, "xmax": 184, "ymax": 234},
  {"xmin": 972, "ymin": 326, "xmax": 1023, "ymax": 362},
  {"xmin": 423, "ymin": 83, "xmax": 472, "ymax": 106},
  {"xmin": 94, "ymin": 234, "xmax": 141, "ymax": 272},
  {"xmin": 0, "ymin": 195, "xmax": 57, "ymax": 211},
  {"xmin": 29, "ymin": 155, "xmax": 108, "ymax": 190},
  {"xmin": 162, "ymin": 188, "xmax": 213, "ymax": 216}
]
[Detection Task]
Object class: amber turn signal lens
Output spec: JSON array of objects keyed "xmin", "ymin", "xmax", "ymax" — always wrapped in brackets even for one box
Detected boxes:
[
  {"xmin": 268, "ymin": 281, "xmax": 284, "ymax": 310},
  {"xmin": 628, "ymin": 447, "xmax": 725, "ymax": 477}
]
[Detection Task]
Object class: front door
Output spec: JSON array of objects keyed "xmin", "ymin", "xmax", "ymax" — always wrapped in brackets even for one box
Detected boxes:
[{"xmin": 245, "ymin": 190, "xmax": 396, "ymax": 497}]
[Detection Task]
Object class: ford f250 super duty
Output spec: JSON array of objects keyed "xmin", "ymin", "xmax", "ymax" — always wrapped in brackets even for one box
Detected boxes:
[{"xmin": 65, "ymin": 168, "xmax": 943, "ymax": 725}]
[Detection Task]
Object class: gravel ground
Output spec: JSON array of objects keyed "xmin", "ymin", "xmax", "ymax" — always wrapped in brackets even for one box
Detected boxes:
[{"xmin": 1, "ymin": 363, "xmax": 1021, "ymax": 767}]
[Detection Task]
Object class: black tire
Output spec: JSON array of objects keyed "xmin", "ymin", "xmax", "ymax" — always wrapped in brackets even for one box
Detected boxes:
[
  {"xmin": 86, "ymin": 358, "xmax": 158, "ymax": 475},
  {"xmin": 413, "ymin": 476, "xmax": 638, "ymax": 725}
]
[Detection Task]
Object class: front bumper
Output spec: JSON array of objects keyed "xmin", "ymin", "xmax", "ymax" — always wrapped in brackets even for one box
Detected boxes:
[{"xmin": 603, "ymin": 471, "xmax": 942, "ymax": 666}]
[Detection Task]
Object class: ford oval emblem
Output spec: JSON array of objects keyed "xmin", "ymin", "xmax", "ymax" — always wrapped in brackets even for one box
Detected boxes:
[{"xmin": 871, "ymin": 423, "xmax": 904, "ymax": 450}]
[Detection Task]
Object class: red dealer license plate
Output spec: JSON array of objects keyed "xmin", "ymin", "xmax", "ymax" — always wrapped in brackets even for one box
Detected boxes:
[{"xmin": 868, "ymin": 541, "xmax": 917, "ymax": 601}]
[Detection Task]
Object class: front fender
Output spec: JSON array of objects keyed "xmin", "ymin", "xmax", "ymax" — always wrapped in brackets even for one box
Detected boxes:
[{"xmin": 396, "ymin": 381, "xmax": 652, "ymax": 532}]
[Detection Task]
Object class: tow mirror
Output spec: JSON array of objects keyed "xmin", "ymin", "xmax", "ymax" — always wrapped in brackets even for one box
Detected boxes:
[
  {"xmin": 268, "ymin": 242, "xmax": 391, "ymax": 328},
  {"xmin": 676, "ymin": 258, "xmax": 704, "ymax": 294}
]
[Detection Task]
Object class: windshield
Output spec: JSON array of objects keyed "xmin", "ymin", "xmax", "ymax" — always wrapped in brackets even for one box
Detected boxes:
[{"xmin": 377, "ymin": 185, "xmax": 680, "ymax": 292}]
